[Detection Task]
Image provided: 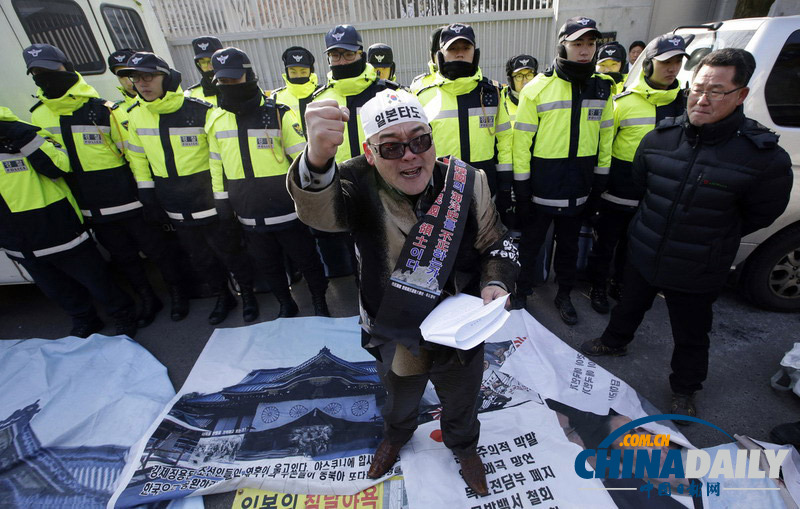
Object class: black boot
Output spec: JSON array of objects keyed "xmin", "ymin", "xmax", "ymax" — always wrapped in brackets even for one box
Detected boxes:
[
  {"xmin": 169, "ymin": 285, "xmax": 190, "ymax": 321},
  {"xmin": 276, "ymin": 292, "xmax": 299, "ymax": 318},
  {"xmin": 312, "ymin": 293, "xmax": 330, "ymax": 317},
  {"xmin": 113, "ymin": 308, "xmax": 138, "ymax": 338},
  {"xmin": 70, "ymin": 316, "xmax": 104, "ymax": 338},
  {"xmin": 208, "ymin": 288, "xmax": 237, "ymax": 325},
  {"xmin": 136, "ymin": 286, "xmax": 163, "ymax": 328},
  {"xmin": 554, "ymin": 290, "xmax": 578, "ymax": 325},
  {"xmin": 240, "ymin": 286, "xmax": 260, "ymax": 323},
  {"xmin": 589, "ymin": 285, "xmax": 610, "ymax": 314}
]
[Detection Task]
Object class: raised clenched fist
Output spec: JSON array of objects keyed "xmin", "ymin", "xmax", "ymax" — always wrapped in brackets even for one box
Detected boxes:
[{"xmin": 304, "ymin": 99, "xmax": 350, "ymax": 168}]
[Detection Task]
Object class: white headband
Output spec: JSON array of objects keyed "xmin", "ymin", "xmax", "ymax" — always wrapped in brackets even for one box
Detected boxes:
[{"xmin": 361, "ymin": 89, "xmax": 429, "ymax": 139}]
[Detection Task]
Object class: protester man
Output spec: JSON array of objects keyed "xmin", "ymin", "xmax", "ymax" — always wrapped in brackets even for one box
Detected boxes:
[
  {"xmin": 596, "ymin": 42, "xmax": 627, "ymax": 95},
  {"xmin": 122, "ymin": 52, "xmax": 258, "ymax": 325},
  {"xmin": 271, "ymin": 46, "xmax": 321, "ymax": 134},
  {"xmin": 311, "ymin": 25, "xmax": 399, "ymax": 163},
  {"xmin": 367, "ymin": 43, "xmax": 398, "ymax": 82},
  {"xmin": 587, "ymin": 34, "xmax": 689, "ymax": 313},
  {"xmin": 511, "ymin": 17, "xmax": 614, "ymax": 324},
  {"xmin": 0, "ymin": 106, "xmax": 136, "ymax": 338},
  {"xmin": 185, "ymin": 36, "xmax": 224, "ymax": 105},
  {"xmin": 25, "ymin": 43, "xmax": 184, "ymax": 329},
  {"xmin": 207, "ymin": 47, "xmax": 329, "ymax": 318},
  {"xmin": 416, "ymin": 23, "xmax": 512, "ymax": 224},
  {"xmin": 581, "ymin": 49, "xmax": 792, "ymax": 419},
  {"xmin": 287, "ymin": 90, "xmax": 519, "ymax": 496}
]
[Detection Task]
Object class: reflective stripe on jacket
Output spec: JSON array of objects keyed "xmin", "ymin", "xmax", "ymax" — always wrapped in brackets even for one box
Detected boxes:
[
  {"xmin": 207, "ymin": 97, "xmax": 306, "ymax": 230},
  {"xmin": 417, "ymin": 68, "xmax": 511, "ymax": 196},
  {"xmin": 126, "ymin": 88, "xmax": 216, "ymax": 222},
  {"xmin": 512, "ymin": 70, "xmax": 614, "ymax": 212}
]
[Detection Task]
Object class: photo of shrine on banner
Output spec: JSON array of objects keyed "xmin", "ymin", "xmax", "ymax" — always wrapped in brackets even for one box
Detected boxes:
[{"xmin": 110, "ymin": 311, "xmax": 797, "ymax": 508}]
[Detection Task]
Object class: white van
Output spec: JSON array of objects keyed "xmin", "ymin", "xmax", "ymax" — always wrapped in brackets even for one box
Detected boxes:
[
  {"xmin": 0, "ymin": 0, "xmax": 171, "ymax": 284},
  {"xmin": 627, "ymin": 16, "xmax": 800, "ymax": 311}
]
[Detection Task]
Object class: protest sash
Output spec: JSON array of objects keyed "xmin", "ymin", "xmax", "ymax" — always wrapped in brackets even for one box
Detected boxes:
[{"xmin": 370, "ymin": 157, "xmax": 476, "ymax": 353}]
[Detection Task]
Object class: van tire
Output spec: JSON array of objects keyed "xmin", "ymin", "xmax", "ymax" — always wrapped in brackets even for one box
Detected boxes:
[{"xmin": 740, "ymin": 224, "xmax": 800, "ymax": 311}]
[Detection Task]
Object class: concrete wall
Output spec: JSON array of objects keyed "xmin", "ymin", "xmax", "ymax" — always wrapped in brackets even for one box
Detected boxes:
[{"xmin": 553, "ymin": 0, "xmax": 740, "ymax": 57}]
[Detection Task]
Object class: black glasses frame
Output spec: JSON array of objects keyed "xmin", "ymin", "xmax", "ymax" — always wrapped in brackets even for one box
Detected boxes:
[{"xmin": 369, "ymin": 132, "xmax": 433, "ymax": 160}]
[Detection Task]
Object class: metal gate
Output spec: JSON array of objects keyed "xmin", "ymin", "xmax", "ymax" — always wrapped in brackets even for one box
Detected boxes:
[{"xmin": 153, "ymin": 0, "xmax": 556, "ymax": 91}]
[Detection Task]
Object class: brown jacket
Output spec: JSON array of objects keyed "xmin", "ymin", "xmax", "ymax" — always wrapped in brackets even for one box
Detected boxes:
[{"xmin": 288, "ymin": 154, "xmax": 518, "ymax": 354}]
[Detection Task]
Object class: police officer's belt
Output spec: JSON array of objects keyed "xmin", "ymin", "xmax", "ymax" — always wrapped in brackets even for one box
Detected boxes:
[{"xmin": 370, "ymin": 157, "xmax": 476, "ymax": 354}]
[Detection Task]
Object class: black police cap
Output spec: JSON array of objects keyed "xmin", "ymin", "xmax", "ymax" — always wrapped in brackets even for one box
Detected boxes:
[
  {"xmin": 282, "ymin": 46, "xmax": 314, "ymax": 68},
  {"xmin": 211, "ymin": 47, "xmax": 252, "ymax": 79},
  {"xmin": 439, "ymin": 23, "xmax": 475, "ymax": 50},
  {"xmin": 368, "ymin": 43, "xmax": 394, "ymax": 67},
  {"xmin": 192, "ymin": 36, "xmax": 223, "ymax": 59},
  {"xmin": 116, "ymin": 52, "xmax": 171, "ymax": 76},
  {"xmin": 645, "ymin": 34, "xmax": 689, "ymax": 62},
  {"xmin": 597, "ymin": 43, "xmax": 626, "ymax": 63},
  {"xmin": 325, "ymin": 25, "xmax": 363, "ymax": 52},
  {"xmin": 108, "ymin": 48, "xmax": 136, "ymax": 73},
  {"xmin": 558, "ymin": 17, "xmax": 601, "ymax": 42},
  {"xmin": 22, "ymin": 44, "xmax": 70, "ymax": 74}
]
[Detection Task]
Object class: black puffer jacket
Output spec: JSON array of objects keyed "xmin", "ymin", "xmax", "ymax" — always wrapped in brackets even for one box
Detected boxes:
[{"xmin": 627, "ymin": 108, "xmax": 792, "ymax": 293}]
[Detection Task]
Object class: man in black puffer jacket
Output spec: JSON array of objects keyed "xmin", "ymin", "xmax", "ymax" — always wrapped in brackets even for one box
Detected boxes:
[{"xmin": 581, "ymin": 49, "xmax": 792, "ymax": 420}]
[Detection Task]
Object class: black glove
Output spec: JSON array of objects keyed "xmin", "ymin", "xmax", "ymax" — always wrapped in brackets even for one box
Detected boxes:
[
  {"xmin": 138, "ymin": 188, "xmax": 169, "ymax": 225},
  {"xmin": 215, "ymin": 199, "xmax": 236, "ymax": 223},
  {"xmin": 582, "ymin": 194, "xmax": 602, "ymax": 227},
  {"xmin": 515, "ymin": 197, "xmax": 531, "ymax": 229},
  {"xmin": 495, "ymin": 189, "xmax": 515, "ymax": 229}
]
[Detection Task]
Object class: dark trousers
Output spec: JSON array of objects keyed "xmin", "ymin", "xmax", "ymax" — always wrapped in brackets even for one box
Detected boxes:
[
  {"xmin": 174, "ymin": 219, "xmax": 253, "ymax": 293},
  {"xmin": 15, "ymin": 241, "xmax": 134, "ymax": 325},
  {"xmin": 601, "ymin": 265, "xmax": 718, "ymax": 395},
  {"xmin": 375, "ymin": 345, "xmax": 484, "ymax": 454},
  {"xmin": 517, "ymin": 208, "xmax": 582, "ymax": 294},
  {"xmin": 91, "ymin": 213, "xmax": 186, "ymax": 290},
  {"xmin": 244, "ymin": 223, "xmax": 328, "ymax": 298},
  {"xmin": 586, "ymin": 204, "xmax": 636, "ymax": 286}
]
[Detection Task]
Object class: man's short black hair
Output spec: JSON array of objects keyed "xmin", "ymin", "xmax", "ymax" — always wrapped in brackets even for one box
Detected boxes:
[
  {"xmin": 693, "ymin": 48, "xmax": 756, "ymax": 87},
  {"xmin": 629, "ymin": 40, "xmax": 646, "ymax": 51}
]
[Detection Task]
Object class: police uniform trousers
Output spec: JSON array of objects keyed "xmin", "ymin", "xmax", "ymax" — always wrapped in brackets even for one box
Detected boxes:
[
  {"xmin": 586, "ymin": 203, "xmax": 636, "ymax": 286},
  {"xmin": 91, "ymin": 212, "xmax": 187, "ymax": 290},
  {"xmin": 243, "ymin": 221, "xmax": 328, "ymax": 299},
  {"xmin": 517, "ymin": 208, "xmax": 582, "ymax": 294},
  {"xmin": 173, "ymin": 218, "xmax": 254, "ymax": 293},
  {"xmin": 600, "ymin": 264, "xmax": 718, "ymax": 395},
  {"xmin": 14, "ymin": 241, "xmax": 134, "ymax": 324},
  {"xmin": 375, "ymin": 342, "xmax": 484, "ymax": 455}
]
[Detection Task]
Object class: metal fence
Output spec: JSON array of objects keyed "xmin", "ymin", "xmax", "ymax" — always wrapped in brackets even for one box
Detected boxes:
[{"xmin": 153, "ymin": 0, "xmax": 556, "ymax": 92}]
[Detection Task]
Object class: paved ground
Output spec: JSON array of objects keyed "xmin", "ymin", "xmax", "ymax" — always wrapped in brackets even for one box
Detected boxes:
[{"xmin": 1, "ymin": 268, "xmax": 798, "ymax": 507}]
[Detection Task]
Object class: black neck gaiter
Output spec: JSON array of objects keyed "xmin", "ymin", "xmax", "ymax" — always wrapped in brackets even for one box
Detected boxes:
[
  {"xmin": 554, "ymin": 57, "xmax": 595, "ymax": 83},
  {"xmin": 34, "ymin": 71, "xmax": 80, "ymax": 99},
  {"xmin": 217, "ymin": 81, "xmax": 262, "ymax": 115},
  {"xmin": 331, "ymin": 55, "xmax": 366, "ymax": 80},
  {"xmin": 200, "ymin": 70, "xmax": 217, "ymax": 96},
  {"xmin": 287, "ymin": 73, "xmax": 310, "ymax": 85}
]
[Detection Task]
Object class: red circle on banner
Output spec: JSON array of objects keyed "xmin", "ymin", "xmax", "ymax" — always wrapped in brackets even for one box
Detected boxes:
[{"xmin": 430, "ymin": 429, "xmax": 443, "ymax": 442}]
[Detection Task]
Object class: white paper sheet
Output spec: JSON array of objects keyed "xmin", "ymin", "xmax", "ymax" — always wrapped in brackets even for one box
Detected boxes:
[{"xmin": 419, "ymin": 293, "xmax": 509, "ymax": 350}]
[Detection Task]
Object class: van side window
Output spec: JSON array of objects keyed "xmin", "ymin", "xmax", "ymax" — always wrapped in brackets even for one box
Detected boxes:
[
  {"xmin": 101, "ymin": 5, "xmax": 152, "ymax": 52},
  {"xmin": 12, "ymin": 0, "xmax": 105, "ymax": 75},
  {"xmin": 765, "ymin": 29, "xmax": 800, "ymax": 128}
]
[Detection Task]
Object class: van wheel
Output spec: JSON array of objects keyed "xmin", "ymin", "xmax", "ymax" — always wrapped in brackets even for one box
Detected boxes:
[{"xmin": 740, "ymin": 224, "xmax": 800, "ymax": 311}]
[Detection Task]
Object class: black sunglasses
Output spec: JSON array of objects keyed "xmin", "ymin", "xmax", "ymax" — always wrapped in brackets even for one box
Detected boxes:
[{"xmin": 369, "ymin": 132, "xmax": 433, "ymax": 160}]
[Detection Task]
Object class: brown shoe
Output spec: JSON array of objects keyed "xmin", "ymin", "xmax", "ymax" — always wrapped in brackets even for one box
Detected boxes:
[
  {"xmin": 367, "ymin": 439, "xmax": 403, "ymax": 479},
  {"xmin": 456, "ymin": 452, "xmax": 489, "ymax": 496}
]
